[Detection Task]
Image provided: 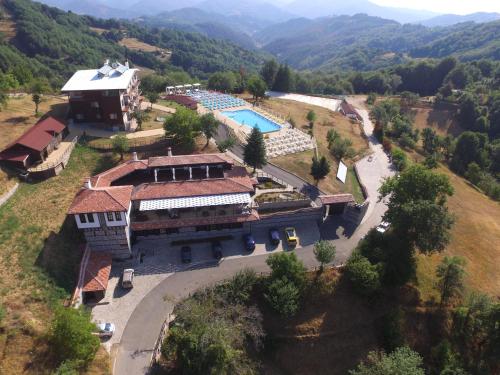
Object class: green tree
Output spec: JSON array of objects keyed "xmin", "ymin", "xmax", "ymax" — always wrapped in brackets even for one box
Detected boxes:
[
  {"xmin": 345, "ymin": 252, "xmax": 381, "ymax": 295},
  {"xmin": 326, "ymin": 128, "xmax": 339, "ymax": 148},
  {"xmin": 451, "ymin": 131, "xmax": 489, "ymax": 174},
  {"xmin": 379, "ymin": 164, "xmax": 454, "ymax": 253},
  {"xmin": 49, "ymin": 307, "xmax": 99, "ymax": 368},
  {"xmin": 436, "ymin": 256, "xmax": 467, "ymax": 305},
  {"xmin": 199, "ymin": 113, "xmax": 219, "ymax": 148},
  {"xmin": 422, "ymin": 127, "xmax": 438, "ymax": 155},
  {"xmin": 306, "ymin": 110, "xmax": 317, "ymax": 129},
  {"xmin": 264, "ymin": 277, "xmax": 300, "ymax": 317},
  {"xmin": 423, "ymin": 154, "xmax": 438, "ymax": 169},
  {"xmin": 465, "ymin": 162, "xmax": 483, "ymax": 185},
  {"xmin": 208, "ymin": 71, "xmax": 237, "ymax": 92},
  {"xmin": 313, "ymin": 240, "xmax": 336, "ymax": 272},
  {"xmin": 391, "ymin": 148, "xmax": 408, "ymax": 171},
  {"xmin": 272, "ymin": 64, "xmax": 292, "ymax": 92},
  {"xmin": 330, "ymin": 136, "xmax": 355, "ymax": 160},
  {"xmin": 266, "ymin": 252, "xmax": 307, "ymax": 291},
  {"xmin": 260, "ymin": 59, "xmax": 279, "ymax": 88},
  {"xmin": 145, "ymin": 91, "xmax": 159, "ymax": 110},
  {"xmin": 112, "ymin": 134, "xmax": 129, "ymax": 160},
  {"xmin": 164, "ymin": 107, "xmax": 201, "ymax": 152},
  {"xmin": 349, "ymin": 346, "xmax": 425, "ymax": 375},
  {"xmin": 131, "ymin": 109, "xmax": 150, "ymax": 131},
  {"xmin": 243, "ymin": 127, "xmax": 266, "ymax": 173},
  {"xmin": 247, "ymin": 75, "xmax": 267, "ymax": 102},
  {"xmin": 32, "ymin": 93, "xmax": 41, "ymax": 115},
  {"xmin": 310, "ymin": 155, "xmax": 330, "ymax": 185},
  {"xmin": 217, "ymin": 136, "xmax": 236, "ymax": 152},
  {"xmin": 366, "ymin": 93, "xmax": 377, "ymax": 105}
]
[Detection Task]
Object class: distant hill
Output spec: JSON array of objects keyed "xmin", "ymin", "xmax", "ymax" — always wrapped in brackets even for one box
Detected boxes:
[
  {"xmin": 418, "ymin": 12, "xmax": 500, "ymax": 27},
  {"xmin": 286, "ymin": 0, "xmax": 437, "ymax": 23},
  {"xmin": 33, "ymin": 0, "xmax": 134, "ymax": 18},
  {"xmin": 258, "ymin": 13, "xmax": 500, "ymax": 71},
  {"xmin": 0, "ymin": 0, "xmax": 265, "ymax": 85}
]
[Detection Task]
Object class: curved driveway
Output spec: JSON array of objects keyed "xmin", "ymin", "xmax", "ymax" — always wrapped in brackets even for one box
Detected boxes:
[{"xmin": 114, "ymin": 95, "xmax": 394, "ymax": 375}]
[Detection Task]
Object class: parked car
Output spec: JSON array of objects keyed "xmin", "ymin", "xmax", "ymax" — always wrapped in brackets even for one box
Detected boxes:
[
  {"xmin": 97, "ymin": 322, "xmax": 115, "ymax": 338},
  {"xmin": 243, "ymin": 234, "xmax": 256, "ymax": 252},
  {"xmin": 376, "ymin": 221, "xmax": 390, "ymax": 233},
  {"xmin": 121, "ymin": 268, "xmax": 134, "ymax": 289},
  {"xmin": 269, "ymin": 228, "xmax": 280, "ymax": 246},
  {"xmin": 181, "ymin": 246, "xmax": 192, "ymax": 263},
  {"xmin": 285, "ymin": 227, "xmax": 298, "ymax": 246},
  {"xmin": 211, "ymin": 241, "xmax": 223, "ymax": 260}
]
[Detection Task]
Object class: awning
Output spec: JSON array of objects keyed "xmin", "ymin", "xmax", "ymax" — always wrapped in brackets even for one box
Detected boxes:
[{"xmin": 139, "ymin": 192, "xmax": 251, "ymax": 211}]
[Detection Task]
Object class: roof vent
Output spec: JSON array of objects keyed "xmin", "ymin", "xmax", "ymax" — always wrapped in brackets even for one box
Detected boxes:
[
  {"xmin": 167, "ymin": 147, "xmax": 173, "ymax": 157},
  {"xmin": 132, "ymin": 152, "xmax": 138, "ymax": 161},
  {"xmin": 83, "ymin": 178, "xmax": 92, "ymax": 189}
]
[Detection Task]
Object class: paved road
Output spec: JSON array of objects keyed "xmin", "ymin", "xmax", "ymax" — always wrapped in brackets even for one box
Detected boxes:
[{"xmin": 114, "ymin": 95, "xmax": 394, "ymax": 375}]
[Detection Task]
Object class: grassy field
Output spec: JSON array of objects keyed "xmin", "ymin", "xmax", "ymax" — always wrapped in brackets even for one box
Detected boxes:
[
  {"xmin": 415, "ymin": 165, "xmax": 500, "ymax": 300},
  {"xmin": 118, "ymin": 38, "xmax": 171, "ymax": 61},
  {"xmin": 0, "ymin": 145, "xmax": 115, "ymax": 374},
  {"xmin": 261, "ymin": 97, "xmax": 369, "ymax": 200},
  {"xmin": 411, "ymin": 105, "xmax": 463, "ymax": 138},
  {"xmin": 141, "ymin": 108, "xmax": 170, "ymax": 131},
  {"xmin": 0, "ymin": 95, "xmax": 68, "ymax": 150},
  {"xmin": 0, "ymin": 169, "xmax": 16, "ymax": 196}
]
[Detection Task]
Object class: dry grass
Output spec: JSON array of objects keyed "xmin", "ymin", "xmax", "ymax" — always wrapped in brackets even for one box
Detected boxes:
[
  {"xmin": 411, "ymin": 105, "xmax": 463, "ymax": 138},
  {"xmin": 0, "ymin": 146, "xmax": 115, "ymax": 374},
  {"xmin": 0, "ymin": 169, "xmax": 16, "ymax": 196},
  {"xmin": 0, "ymin": 95, "xmax": 68, "ymax": 150},
  {"xmin": 119, "ymin": 37, "xmax": 159, "ymax": 52},
  {"xmin": 141, "ymin": 109, "xmax": 170, "ymax": 131},
  {"xmin": 89, "ymin": 27, "xmax": 107, "ymax": 35},
  {"xmin": 260, "ymin": 97, "xmax": 369, "ymax": 199},
  {"xmin": 415, "ymin": 165, "xmax": 500, "ymax": 300}
]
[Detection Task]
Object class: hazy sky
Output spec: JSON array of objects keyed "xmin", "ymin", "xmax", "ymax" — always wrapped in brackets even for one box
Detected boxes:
[{"xmin": 371, "ymin": 0, "xmax": 500, "ymax": 15}]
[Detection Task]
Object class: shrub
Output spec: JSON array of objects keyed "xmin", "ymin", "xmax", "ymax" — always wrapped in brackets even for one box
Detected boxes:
[
  {"xmin": 350, "ymin": 346, "xmax": 425, "ymax": 375},
  {"xmin": 264, "ymin": 277, "xmax": 300, "ymax": 317},
  {"xmin": 381, "ymin": 308, "xmax": 405, "ymax": 352},
  {"xmin": 345, "ymin": 252, "xmax": 381, "ymax": 295},
  {"xmin": 382, "ymin": 138, "xmax": 392, "ymax": 153},
  {"xmin": 266, "ymin": 252, "xmax": 307, "ymax": 291},
  {"xmin": 221, "ymin": 268, "xmax": 258, "ymax": 304},
  {"xmin": 391, "ymin": 148, "xmax": 408, "ymax": 171},
  {"xmin": 313, "ymin": 240, "xmax": 336, "ymax": 271},
  {"xmin": 49, "ymin": 307, "xmax": 99, "ymax": 368}
]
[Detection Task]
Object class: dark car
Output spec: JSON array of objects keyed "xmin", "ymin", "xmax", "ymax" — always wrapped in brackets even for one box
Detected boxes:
[
  {"xmin": 243, "ymin": 234, "xmax": 256, "ymax": 252},
  {"xmin": 180, "ymin": 246, "xmax": 192, "ymax": 263},
  {"xmin": 269, "ymin": 228, "xmax": 280, "ymax": 246},
  {"xmin": 211, "ymin": 241, "xmax": 223, "ymax": 260}
]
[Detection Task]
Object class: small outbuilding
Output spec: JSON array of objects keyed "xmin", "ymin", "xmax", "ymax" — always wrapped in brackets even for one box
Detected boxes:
[
  {"xmin": 319, "ymin": 193, "xmax": 355, "ymax": 216},
  {"xmin": 0, "ymin": 117, "xmax": 67, "ymax": 170}
]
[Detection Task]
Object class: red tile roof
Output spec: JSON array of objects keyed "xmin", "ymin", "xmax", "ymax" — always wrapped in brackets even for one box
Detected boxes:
[
  {"xmin": 148, "ymin": 153, "xmax": 233, "ymax": 168},
  {"xmin": 4, "ymin": 117, "xmax": 66, "ymax": 152},
  {"xmin": 319, "ymin": 194, "xmax": 355, "ymax": 205},
  {"xmin": 82, "ymin": 252, "xmax": 112, "ymax": 292},
  {"xmin": 91, "ymin": 159, "xmax": 148, "ymax": 187},
  {"xmin": 340, "ymin": 101, "xmax": 362, "ymax": 120},
  {"xmin": 68, "ymin": 186, "xmax": 133, "ymax": 214},
  {"xmin": 131, "ymin": 210, "xmax": 259, "ymax": 231},
  {"xmin": 224, "ymin": 166, "xmax": 257, "ymax": 189},
  {"xmin": 132, "ymin": 178, "xmax": 253, "ymax": 201}
]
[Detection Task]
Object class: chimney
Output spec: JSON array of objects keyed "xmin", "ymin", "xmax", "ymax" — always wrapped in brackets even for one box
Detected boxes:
[
  {"xmin": 104, "ymin": 59, "xmax": 110, "ymax": 66},
  {"xmin": 167, "ymin": 147, "xmax": 173, "ymax": 157},
  {"xmin": 132, "ymin": 152, "xmax": 138, "ymax": 161},
  {"xmin": 83, "ymin": 178, "xmax": 92, "ymax": 189},
  {"xmin": 125, "ymin": 60, "xmax": 129, "ymax": 68}
]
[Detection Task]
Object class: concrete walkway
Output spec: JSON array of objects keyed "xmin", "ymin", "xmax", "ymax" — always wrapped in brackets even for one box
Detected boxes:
[{"xmin": 113, "ymin": 95, "xmax": 394, "ymax": 375}]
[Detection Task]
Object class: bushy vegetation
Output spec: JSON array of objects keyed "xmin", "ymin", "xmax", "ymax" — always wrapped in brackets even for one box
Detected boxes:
[
  {"xmin": 48, "ymin": 307, "xmax": 100, "ymax": 371},
  {"xmin": 350, "ymin": 346, "xmax": 425, "ymax": 375}
]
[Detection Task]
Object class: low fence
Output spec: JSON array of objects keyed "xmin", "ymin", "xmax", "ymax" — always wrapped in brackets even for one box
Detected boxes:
[
  {"xmin": 85, "ymin": 136, "xmax": 171, "ymax": 152},
  {"xmin": 28, "ymin": 136, "xmax": 78, "ymax": 179},
  {"xmin": 257, "ymin": 198, "xmax": 312, "ymax": 211},
  {"xmin": 150, "ymin": 314, "xmax": 172, "ymax": 366},
  {"xmin": 255, "ymin": 171, "xmax": 291, "ymax": 189}
]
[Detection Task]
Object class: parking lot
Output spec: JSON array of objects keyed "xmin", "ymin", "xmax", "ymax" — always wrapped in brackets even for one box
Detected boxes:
[{"xmin": 91, "ymin": 220, "xmax": 320, "ymax": 350}]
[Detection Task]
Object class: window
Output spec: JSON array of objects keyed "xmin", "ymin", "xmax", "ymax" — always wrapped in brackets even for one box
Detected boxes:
[
  {"xmin": 107, "ymin": 212, "xmax": 114, "ymax": 221},
  {"xmin": 114, "ymin": 212, "xmax": 121, "ymax": 221},
  {"xmin": 88, "ymin": 214, "xmax": 95, "ymax": 223},
  {"xmin": 110, "ymin": 113, "xmax": 117, "ymax": 120},
  {"xmin": 90, "ymin": 101, "xmax": 99, "ymax": 108},
  {"xmin": 79, "ymin": 214, "xmax": 87, "ymax": 223}
]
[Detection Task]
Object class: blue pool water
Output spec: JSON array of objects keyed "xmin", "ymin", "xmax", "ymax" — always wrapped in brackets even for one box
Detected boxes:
[{"xmin": 221, "ymin": 109, "xmax": 281, "ymax": 133}]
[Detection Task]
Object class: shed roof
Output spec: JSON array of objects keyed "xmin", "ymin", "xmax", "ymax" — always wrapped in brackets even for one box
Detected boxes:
[
  {"xmin": 0, "ymin": 117, "xmax": 66, "ymax": 157},
  {"xmin": 319, "ymin": 194, "xmax": 355, "ymax": 205},
  {"xmin": 82, "ymin": 252, "xmax": 112, "ymax": 292},
  {"xmin": 148, "ymin": 153, "xmax": 233, "ymax": 168}
]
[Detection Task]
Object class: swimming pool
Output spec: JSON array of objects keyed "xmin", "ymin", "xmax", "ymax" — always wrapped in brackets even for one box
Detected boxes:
[{"xmin": 220, "ymin": 109, "xmax": 281, "ymax": 133}]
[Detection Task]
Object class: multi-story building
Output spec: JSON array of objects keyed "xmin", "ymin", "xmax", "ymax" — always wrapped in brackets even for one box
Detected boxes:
[
  {"xmin": 61, "ymin": 60, "xmax": 141, "ymax": 131},
  {"xmin": 68, "ymin": 151, "xmax": 259, "ymax": 259}
]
